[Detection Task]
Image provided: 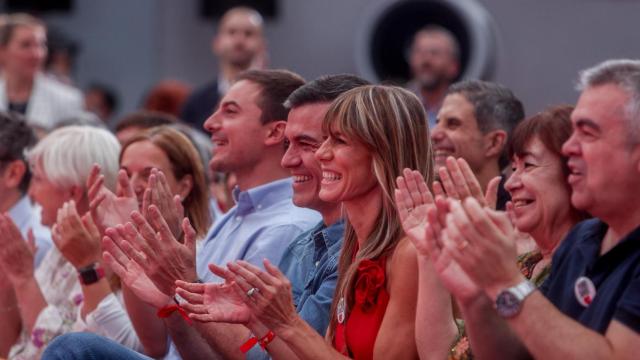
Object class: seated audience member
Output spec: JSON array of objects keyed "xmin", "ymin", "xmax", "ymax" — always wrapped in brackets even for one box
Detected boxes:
[
  {"xmin": 396, "ymin": 105, "xmax": 588, "ymax": 359},
  {"xmin": 180, "ymin": 85, "xmax": 456, "ymax": 359},
  {"xmin": 181, "ymin": 6, "xmax": 266, "ymax": 130},
  {"xmin": 114, "ymin": 111, "xmax": 176, "ymax": 145},
  {"xmin": 84, "ymin": 83, "xmax": 119, "ymax": 126},
  {"xmin": 424, "ymin": 59, "xmax": 640, "ymax": 359},
  {"xmin": 0, "ymin": 112, "xmax": 52, "ymax": 357},
  {"xmin": 0, "ymin": 13, "xmax": 83, "ymax": 129},
  {"xmin": 43, "ymin": 69, "xmax": 320, "ymax": 360},
  {"xmin": 0, "ymin": 126, "xmax": 120, "ymax": 359},
  {"xmin": 432, "ymin": 80, "xmax": 524, "ymax": 210},
  {"xmin": 142, "ymin": 80, "xmax": 191, "ymax": 118},
  {"xmin": 406, "ymin": 25, "xmax": 461, "ymax": 128}
]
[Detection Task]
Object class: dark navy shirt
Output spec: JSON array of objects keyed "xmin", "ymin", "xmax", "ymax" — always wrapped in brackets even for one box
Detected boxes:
[{"xmin": 540, "ymin": 218, "xmax": 640, "ymax": 334}]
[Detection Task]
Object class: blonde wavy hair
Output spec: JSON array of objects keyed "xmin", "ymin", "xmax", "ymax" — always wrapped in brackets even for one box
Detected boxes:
[{"xmin": 324, "ymin": 85, "xmax": 434, "ymax": 342}]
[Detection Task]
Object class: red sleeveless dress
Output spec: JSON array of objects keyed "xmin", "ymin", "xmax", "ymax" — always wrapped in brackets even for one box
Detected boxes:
[{"xmin": 333, "ymin": 257, "xmax": 390, "ymax": 360}]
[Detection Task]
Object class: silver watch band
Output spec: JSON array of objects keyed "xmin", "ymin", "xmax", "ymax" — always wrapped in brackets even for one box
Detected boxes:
[{"xmin": 510, "ymin": 280, "xmax": 536, "ymax": 300}]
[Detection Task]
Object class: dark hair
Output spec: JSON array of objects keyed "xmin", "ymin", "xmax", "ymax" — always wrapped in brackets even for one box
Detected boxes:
[
  {"xmin": 87, "ymin": 83, "xmax": 119, "ymax": 114},
  {"xmin": 509, "ymin": 105, "xmax": 573, "ymax": 178},
  {"xmin": 115, "ymin": 111, "xmax": 177, "ymax": 133},
  {"xmin": 0, "ymin": 13, "xmax": 45, "ymax": 47},
  {"xmin": 448, "ymin": 80, "xmax": 525, "ymax": 168},
  {"xmin": 284, "ymin": 74, "xmax": 370, "ymax": 109},
  {"xmin": 0, "ymin": 112, "xmax": 37, "ymax": 193},
  {"xmin": 235, "ymin": 69, "xmax": 305, "ymax": 124},
  {"xmin": 508, "ymin": 105, "xmax": 589, "ymax": 221}
]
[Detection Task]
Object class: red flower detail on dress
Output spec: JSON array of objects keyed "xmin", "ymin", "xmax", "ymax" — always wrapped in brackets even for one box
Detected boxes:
[{"xmin": 354, "ymin": 259, "xmax": 386, "ymax": 312}]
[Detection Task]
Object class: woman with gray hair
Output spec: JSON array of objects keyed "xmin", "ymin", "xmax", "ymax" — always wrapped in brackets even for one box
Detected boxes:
[{"xmin": 0, "ymin": 125, "xmax": 122, "ymax": 359}]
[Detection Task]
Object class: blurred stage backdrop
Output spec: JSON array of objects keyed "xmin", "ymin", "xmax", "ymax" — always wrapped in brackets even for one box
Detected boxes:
[{"xmin": 4, "ymin": 0, "xmax": 639, "ymax": 119}]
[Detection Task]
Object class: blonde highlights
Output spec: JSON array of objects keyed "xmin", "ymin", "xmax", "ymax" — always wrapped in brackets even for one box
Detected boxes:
[{"xmin": 324, "ymin": 85, "xmax": 434, "ymax": 342}]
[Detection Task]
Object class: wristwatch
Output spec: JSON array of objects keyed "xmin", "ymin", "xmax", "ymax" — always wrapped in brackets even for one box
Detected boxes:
[
  {"xmin": 495, "ymin": 280, "xmax": 536, "ymax": 318},
  {"xmin": 77, "ymin": 263, "xmax": 105, "ymax": 285}
]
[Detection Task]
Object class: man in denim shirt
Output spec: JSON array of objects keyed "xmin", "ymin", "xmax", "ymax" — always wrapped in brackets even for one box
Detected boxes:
[
  {"xmin": 240, "ymin": 74, "xmax": 369, "ymax": 359},
  {"xmin": 211, "ymin": 74, "xmax": 365, "ymax": 359}
]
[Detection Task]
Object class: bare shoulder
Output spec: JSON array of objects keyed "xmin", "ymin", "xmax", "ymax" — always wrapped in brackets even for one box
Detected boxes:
[{"xmin": 387, "ymin": 237, "xmax": 419, "ymax": 290}]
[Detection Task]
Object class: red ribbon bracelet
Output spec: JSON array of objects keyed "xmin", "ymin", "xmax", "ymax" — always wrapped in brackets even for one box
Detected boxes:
[
  {"xmin": 157, "ymin": 304, "xmax": 192, "ymax": 325},
  {"xmin": 239, "ymin": 330, "xmax": 276, "ymax": 353}
]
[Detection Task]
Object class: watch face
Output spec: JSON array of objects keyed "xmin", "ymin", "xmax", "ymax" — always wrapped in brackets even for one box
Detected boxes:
[
  {"xmin": 80, "ymin": 270, "xmax": 100, "ymax": 285},
  {"xmin": 496, "ymin": 291, "xmax": 521, "ymax": 318}
]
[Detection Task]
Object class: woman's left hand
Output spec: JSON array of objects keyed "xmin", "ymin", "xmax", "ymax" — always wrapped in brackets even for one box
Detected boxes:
[
  {"xmin": 0, "ymin": 213, "xmax": 34, "ymax": 284},
  {"xmin": 227, "ymin": 259, "xmax": 299, "ymax": 333}
]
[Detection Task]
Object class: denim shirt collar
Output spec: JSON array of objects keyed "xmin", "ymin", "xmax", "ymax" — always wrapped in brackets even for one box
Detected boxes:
[
  {"xmin": 232, "ymin": 178, "xmax": 293, "ymax": 216},
  {"xmin": 312, "ymin": 219, "xmax": 345, "ymax": 258}
]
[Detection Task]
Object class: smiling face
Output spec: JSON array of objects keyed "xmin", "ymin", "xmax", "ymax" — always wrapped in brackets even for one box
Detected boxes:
[
  {"xmin": 505, "ymin": 137, "xmax": 572, "ymax": 235},
  {"xmin": 431, "ymin": 93, "xmax": 487, "ymax": 171},
  {"xmin": 120, "ymin": 140, "xmax": 182, "ymax": 205},
  {"xmin": 281, "ymin": 102, "xmax": 331, "ymax": 211},
  {"xmin": 1, "ymin": 25, "xmax": 47, "ymax": 79},
  {"xmin": 204, "ymin": 80, "xmax": 266, "ymax": 174},
  {"xmin": 315, "ymin": 127, "xmax": 377, "ymax": 204},
  {"xmin": 562, "ymin": 84, "xmax": 640, "ymax": 217}
]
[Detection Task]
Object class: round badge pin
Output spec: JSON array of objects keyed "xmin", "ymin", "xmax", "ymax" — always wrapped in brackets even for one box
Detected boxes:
[
  {"xmin": 337, "ymin": 297, "xmax": 346, "ymax": 324},
  {"xmin": 574, "ymin": 276, "xmax": 596, "ymax": 307}
]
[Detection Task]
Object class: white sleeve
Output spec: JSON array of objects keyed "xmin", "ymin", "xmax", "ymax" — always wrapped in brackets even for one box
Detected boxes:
[{"xmin": 79, "ymin": 292, "xmax": 145, "ymax": 353}]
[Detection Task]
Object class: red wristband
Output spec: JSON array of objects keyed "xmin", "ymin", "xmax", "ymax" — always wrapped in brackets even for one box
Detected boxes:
[
  {"xmin": 239, "ymin": 330, "xmax": 276, "ymax": 353},
  {"xmin": 157, "ymin": 304, "xmax": 192, "ymax": 325}
]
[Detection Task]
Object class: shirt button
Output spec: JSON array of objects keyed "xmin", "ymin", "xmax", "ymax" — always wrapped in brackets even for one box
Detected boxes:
[{"xmin": 315, "ymin": 261, "xmax": 320, "ymax": 267}]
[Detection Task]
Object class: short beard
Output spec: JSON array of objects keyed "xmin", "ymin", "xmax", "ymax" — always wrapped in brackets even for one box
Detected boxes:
[{"xmin": 418, "ymin": 75, "xmax": 445, "ymax": 91}]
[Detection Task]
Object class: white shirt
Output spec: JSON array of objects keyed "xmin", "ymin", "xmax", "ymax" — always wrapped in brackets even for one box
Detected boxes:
[{"xmin": 0, "ymin": 73, "xmax": 83, "ymax": 129}]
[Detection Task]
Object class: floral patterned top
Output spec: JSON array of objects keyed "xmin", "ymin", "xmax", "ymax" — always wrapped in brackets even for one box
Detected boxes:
[
  {"xmin": 9, "ymin": 247, "xmax": 82, "ymax": 360},
  {"xmin": 448, "ymin": 250, "xmax": 551, "ymax": 360}
]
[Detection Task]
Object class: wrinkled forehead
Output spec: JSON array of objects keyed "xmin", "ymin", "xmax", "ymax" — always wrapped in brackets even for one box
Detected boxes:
[{"xmin": 572, "ymin": 85, "xmax": 630, "ymax": 128}]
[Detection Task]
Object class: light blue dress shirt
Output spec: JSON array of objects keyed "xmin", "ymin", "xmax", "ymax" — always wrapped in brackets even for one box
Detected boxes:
[
  {"xmin": 8, "ymin": 195, "xmax": 52, "ymax": 268},
  {"xmin": 196, "ymin": 178, "xmax": 321, "ymax": 282}
]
